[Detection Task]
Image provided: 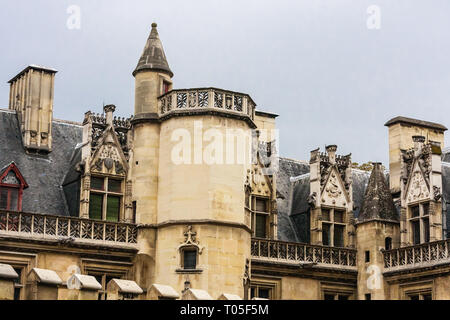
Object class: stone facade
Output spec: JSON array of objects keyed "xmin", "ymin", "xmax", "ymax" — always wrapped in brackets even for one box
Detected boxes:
[{"xmin": 1, "ymin": 23, "xmax": 450, "ymax": 300}]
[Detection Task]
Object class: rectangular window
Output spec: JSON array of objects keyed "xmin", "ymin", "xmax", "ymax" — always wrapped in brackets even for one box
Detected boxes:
[
  {"xmin": 132, "ymin": 201, "xmax": 137, "ymax": 223},
  {"xmin": 89, "ymin": 177, "xmax": 123, "ymax": 221},
  {"xmin": 106, "ymin": 196, "xmax": 120, "ymax": 222},
  {"xmin": 0, "ymin": 187, "xmax": 19, "ymax": 211},
  {"xmin": 412, "ymin": 220, "xmax": 421, "ymax": 245},
  {"xmin": 324, "ymin": 293, "xmax": 335, "ymax": 300},
  {"xmin": 255, "ymin": 198, "xmax": 267, "ymax": 213},
  {"xmin": 334, "ymin": 210, "xmax": 344, "ymax": 223},
  {"xmin": 88, "ymin": 272, "xmax": 123, "ymax": 300},
  {"xmin": 258, "ymin": 288, "xmax": 270, "ymax": 299},
  {"xmin": 250, "ymin": 285, "xmax": 273, "ymax": 300},
  {"xmin": 334, "ymin": 225, "xmax": 344, "ymax": 247},
  {"xmin": 365, "ymin": 251, "xmax": 370, "ymax": 263},
  {"xmin": 322, "ymin": 209, "xmax": 331, "ymax": 221},
  {"xmin": 183, "ymin": 250, "xmax": 197, "ymax": 270},
  {"xmin": 9, "ymin": 189, "xmax": 18, "ymax": 210},
  {"xmin": 408, "ymin": 292, "xmax": 432, "ymax": 300},
  {"xmin": 423, "ymin": 293, "xmax": 432, "ymax": 300},
  {"xmin": 0, "ymin": 188, "xmax": 8, "ymax": 209},
  {"xmin": 365, "ymin": 293, "xmax": 371, "ymax": 300},
  {"xmin": 13, "ymin": 267, "xmax": 23, "ymax": 300},
  {"xmin": 322, "ymin": 223, "xmax": 331, "ymax": 246},
  {"xmin": 162, "ymin": 81, "xmax": 171, "ymax": 94},
  {"xmin": 422, "ymin": 203, "xmax": 430, "ymax": 216},
  {"xmin": 89, "ymin": 194, "xmax": 103, "ymax": 220},
  {"xmin": 255, "ymin": 214, "xmax": 267, "ymax": 238},
  {"xmin": 108, "ymin": 179, "xmax": 122, "ymax": 193},
  {"xmin": 91, "ymin": 177, "xmax": 104, "ymax": 191},
  {"xmin": 423, "ymin": 218, "xmax": 430, "ymax": 243},
  {"xmin": 411, "ymin": 205, "xmax": 420, "ymax": 218}
]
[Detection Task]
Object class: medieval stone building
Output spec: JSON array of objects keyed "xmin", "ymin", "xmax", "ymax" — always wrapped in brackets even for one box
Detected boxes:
[{"xmin": 0, "ymin": 23, "xmax": 450, "ymax": 300}]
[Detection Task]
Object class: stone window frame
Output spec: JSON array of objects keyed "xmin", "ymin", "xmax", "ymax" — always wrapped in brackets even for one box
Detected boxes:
[
  {"xmin": 81, "ymin": 258, "xmax": 132, "ymax": 300},
  {"xmin": 321, "ymin": 206, "xmax": 347, "ymax": 247},
  {"xmin": 407, "ymin": 201, "xmax": 430, "ymax": 245},
  {"xmin": 176, "ymin": 226, "xmax": 204, "ymax": 274},
  {"xmin": 250, "ymin": 277, "xmax": 281, "ymax": 300},
  {"xmin": 89, "ymin": 175, "xmax": 124, "ymax": 222},
  {"xmin": 320, "ymin": 281, "xmax": 355, "ymax": 300},
  {"xmin": 0, "ymin": 251, "xmax": 36, "ymax": 300},
  {"xmin": 179, "ymin": 245, "xmax": 200, "ymax": 271},
  {"xmin": 400, "ymin": 280, "xmax": 434, "ymax": 300}
]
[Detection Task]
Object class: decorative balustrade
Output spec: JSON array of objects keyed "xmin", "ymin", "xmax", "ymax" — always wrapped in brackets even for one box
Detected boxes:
[
  {"xmin": 158, "ymin": 88, "xmax": 255, "ymax": 120},
  {"xmin": 251, "ymin": 238, "xmax": 357, "ymax": 269},
  {"xmin": 0, "ymin": 210, "xmax": 137, "ymax": 246},
  {"xmin": 383, "ymin": 239, "xmax": 450, "ymax": 272}
]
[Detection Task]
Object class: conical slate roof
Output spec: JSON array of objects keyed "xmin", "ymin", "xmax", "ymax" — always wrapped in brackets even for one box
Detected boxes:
[
  {"xmin": 358, "ymin": 163, "xmax": 399, "ymax": 222},
  {"xmin": 133, "ymin": 23, "xmax": 173, "ymax": 77}
]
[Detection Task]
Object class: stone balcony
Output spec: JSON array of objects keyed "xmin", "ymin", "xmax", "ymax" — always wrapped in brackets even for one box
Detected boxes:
[
  {"xmin": 158, "ymin": 88, "xmax": 256, "ymax": 122},
  {"xmin": 0, "ymin": 210, "xmax": 137, "ymax": 247},
  {"xmin": 251, "ymin": 238, "xmax": 357, "ymax": 270},
  {"xmin": 383, "ymin": 239, "xmax": 450, "ymax": 273}
]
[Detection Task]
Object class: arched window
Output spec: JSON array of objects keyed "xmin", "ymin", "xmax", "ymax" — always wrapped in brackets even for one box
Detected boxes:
[{"xmin": 0, "ymin": 162, "xmax": 28, "ymax": 211}]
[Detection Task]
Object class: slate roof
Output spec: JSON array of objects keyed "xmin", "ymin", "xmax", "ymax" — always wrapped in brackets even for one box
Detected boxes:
[
  {"xmin": 0, "ymin": 109, "xmax": 82, "ymax": 216},
  {"xmin": 276, "ymin": 158, "xmax": 309, "ymax": 242},
  {"xmin": 133, "ymin": 23, "xmax": 173, "ymax": 77},
  {"xmin": 357, "ymin": 163, "xmax": 399, "ymax": 223}
]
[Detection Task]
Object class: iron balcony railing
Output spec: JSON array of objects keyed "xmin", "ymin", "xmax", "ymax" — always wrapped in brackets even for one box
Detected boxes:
[
  {"xmin": 251, "ymin": 238, "xmax": 357, "ymax": 269},
  {"xmin": 0, "ymin": 210, "xmax": 137, "ymax": 245},
  {"xmin": 158, "ymin": 88, "xmax": 255, "ymax": 120},
  {"xmin": 383, "ymin": 239, "xmax": 450, "ymax": 272}
]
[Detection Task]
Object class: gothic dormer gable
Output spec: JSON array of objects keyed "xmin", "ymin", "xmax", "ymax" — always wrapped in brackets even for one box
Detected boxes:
[
  {"xmin": 90, "ymin": 126, "xmax": 129, "ymax": 176},
  {"xmin": 83, "ymin": 107, "xmax": 131, "ymax": 160}
]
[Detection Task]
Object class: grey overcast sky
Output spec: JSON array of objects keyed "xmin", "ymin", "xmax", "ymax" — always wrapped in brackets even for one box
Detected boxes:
[{"xmin": 1, "ymin": 0, "xmax": 450, "ymax": 166}]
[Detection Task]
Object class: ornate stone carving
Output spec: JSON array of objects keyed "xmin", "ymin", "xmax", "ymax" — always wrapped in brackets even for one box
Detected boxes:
[
  {"xmin": 93, "ymin": 159, "xmax": 103, "ymax": 172},
  {"xmin": 433, "ymin": 186, "xmax": 442, "ymax": 201},
  {"xmin": 325, "ymin": 172, "xmax": 342, "ymax": 198},
  {"xmin": 179, "ymin": 225, "xmax": 204, "ymax": 254},
  {"xmin": 407, "ymin": 171, "xmax": 429, "ymax": 203},
  {"xmin": 307, "ymin": 192, "xmax": 317, "ymax": 209},
  {"xmin": 115, "ymin": 161, "xmax": 125, "ymax": 175}
]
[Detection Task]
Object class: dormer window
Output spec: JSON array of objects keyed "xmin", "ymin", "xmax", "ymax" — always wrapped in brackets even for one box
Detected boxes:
[
  {"xmin": 89, "ymin": 176, "xmax": 123, "ymax": 221},
  {"xmin": 0, "ymin": 163, "xmax": 28, "ymax": 212},
  {"xmin": 321, "ymin": 207, "xmax": 346, "ymax": 247},
  {"xmin": 408, "ymin": 202, "xmax": 430, "ymax": 244}
]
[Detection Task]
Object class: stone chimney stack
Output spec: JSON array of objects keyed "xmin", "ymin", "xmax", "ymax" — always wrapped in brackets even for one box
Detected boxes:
[
  {"xmin": 384, "ymin": 116, "xmax": 446, "ymax": 195},
  {"xmin": 8, "ymin": 65, "xmax": 57, "ymax": 153}
]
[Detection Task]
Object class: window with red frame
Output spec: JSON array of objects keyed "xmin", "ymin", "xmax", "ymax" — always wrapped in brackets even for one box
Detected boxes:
[{"xmin": 0, "ymin": 163, "xmax": 28, "ymax": 212}]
